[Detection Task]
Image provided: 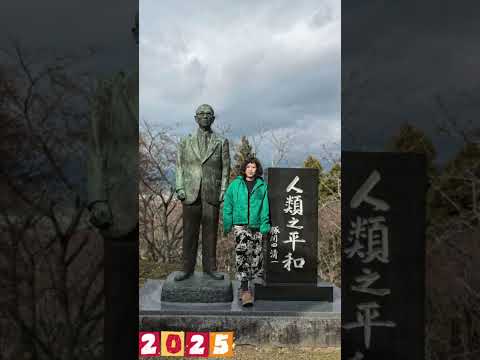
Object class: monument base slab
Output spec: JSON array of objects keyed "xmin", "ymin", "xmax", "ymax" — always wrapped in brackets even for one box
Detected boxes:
[{"xmin": 254, "ymin": 282, "xmax": 334, "ymax": 301}]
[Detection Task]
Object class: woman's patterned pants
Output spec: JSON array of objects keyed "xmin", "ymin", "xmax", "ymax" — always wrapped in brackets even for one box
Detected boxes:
[{"xmin": 233, "ymin": 225, "xmax": 263, "ymax": 282}]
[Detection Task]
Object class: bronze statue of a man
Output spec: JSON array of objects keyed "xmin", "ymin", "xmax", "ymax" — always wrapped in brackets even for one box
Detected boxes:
[
  {"xmin": 175, "ymin": 104, "xmax": 230, "ymax": 281},
  {"xmin": 88, "ymin": 13, "xmax": 139, "ymax": 239},
  {"xmin": 87, "ymin": 13, "xmax": 139, "ymax": 360}
]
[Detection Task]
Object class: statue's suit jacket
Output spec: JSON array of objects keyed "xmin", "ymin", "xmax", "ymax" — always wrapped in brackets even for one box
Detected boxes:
[
  {"xmin": 87, "ymin": 71, "xmax": 139, "ymax": 238},
  {"xmin": 176, "ymin": 131, "xmax": 230, "ymax": 205}
]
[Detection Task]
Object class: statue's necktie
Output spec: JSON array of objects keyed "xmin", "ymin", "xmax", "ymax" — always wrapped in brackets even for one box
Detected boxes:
[{"xmin": 204, "ymin": 133, "xmax": 210, "ymax": 154}]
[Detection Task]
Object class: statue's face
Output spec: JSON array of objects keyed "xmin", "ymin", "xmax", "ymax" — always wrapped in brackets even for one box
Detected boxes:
[{"xmin": 195, "ymin": 105, "xmax": 215, "ymax": 128}]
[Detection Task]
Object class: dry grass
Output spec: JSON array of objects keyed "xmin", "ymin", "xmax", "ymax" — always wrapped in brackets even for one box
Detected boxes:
[
  {"xmin": 232, "ymin": 345, "xmax": 340, "ymax": 360},
  {"xmin": 139, "ymin": 259, "xmax": 181, "ymax": 287}
]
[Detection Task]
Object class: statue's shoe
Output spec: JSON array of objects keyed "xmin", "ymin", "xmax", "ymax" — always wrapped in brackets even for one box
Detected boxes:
[
  {"xmin": 173, "ymin": 271, "xmax": 194, "ymax": 281},
  {"xmin": 205, "ymin": 271, "xmax": 224, "ymax": 280}
]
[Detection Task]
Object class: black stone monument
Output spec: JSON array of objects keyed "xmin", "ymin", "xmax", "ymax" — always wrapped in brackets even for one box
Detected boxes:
[
  {"xmin": 255, "ymin": 168, "xmax": 333, "ymax": 301},
  {"xmin": 341, "ymin": 152, "xmax": 426, "ymax": 360}
]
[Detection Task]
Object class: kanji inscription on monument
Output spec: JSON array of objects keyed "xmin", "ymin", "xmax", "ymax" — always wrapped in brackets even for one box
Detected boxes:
[
  {"xmin": 267, "ymin": 168, "xmax": 317, "ymax": 284},
  {"xmin": 342, "ymin": 152, "xmax": 426, "ymax": 360},
  {"xmin": 255, "ymin": 168, "xmax": 333, "ymax": 301}
]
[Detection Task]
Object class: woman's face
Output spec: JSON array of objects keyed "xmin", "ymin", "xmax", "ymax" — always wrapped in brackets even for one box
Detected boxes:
[{"xmin": 245, "ymin": 162, "xmax": 257, "ymax": 179}]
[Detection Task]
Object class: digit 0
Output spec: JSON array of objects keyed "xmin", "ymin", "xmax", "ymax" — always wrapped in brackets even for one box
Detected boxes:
[
  {"xmin": 166, "ymin": 334, "xmax": 181, "ymax": 353},
  {"xmin": 160, "ymin": 331, "xmax": 185, "ymax": 356}
]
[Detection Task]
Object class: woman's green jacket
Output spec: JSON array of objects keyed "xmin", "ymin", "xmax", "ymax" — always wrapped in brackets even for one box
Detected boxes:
[{"xmin": 223, "ymin": 176, "xmax": 271, "ymax": 235}]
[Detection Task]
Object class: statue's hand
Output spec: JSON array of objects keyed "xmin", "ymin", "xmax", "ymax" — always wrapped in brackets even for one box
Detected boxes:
[
  {"xmin": 89, "ymin": 201, "xmax": 113, "ymax": 229},
  {"xmin": 177, "ymin": 190, "xmax": 186, "ymax": 201}
]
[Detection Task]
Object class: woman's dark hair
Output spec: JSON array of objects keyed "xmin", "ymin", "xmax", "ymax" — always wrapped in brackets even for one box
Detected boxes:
[{"xmin": 240, "ymin": 156, "xmax": 263, "ymax": 178}]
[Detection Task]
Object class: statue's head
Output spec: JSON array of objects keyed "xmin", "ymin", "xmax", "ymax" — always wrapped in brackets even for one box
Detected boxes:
[{"xmin": 194, "ymin": 104, "xmax": 215, "ymax": 129}]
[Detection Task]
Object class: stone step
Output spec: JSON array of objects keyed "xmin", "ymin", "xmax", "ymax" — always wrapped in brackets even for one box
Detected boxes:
[{"xmin": 139, "ymin": 279, "xmax": 341, "ymax": 346}]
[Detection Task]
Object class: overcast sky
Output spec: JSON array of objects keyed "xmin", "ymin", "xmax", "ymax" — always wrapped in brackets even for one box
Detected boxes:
[
  {"xmin": 140, "ymin": 0, "xmax": 340, "ymax": 167},
  {"xmin": 1, "ymin": 0, "xmax": 137, "ymax": 78},
  {"xmin": 342, "ymin": 0, "xmax": 480, "ymax": 163}
]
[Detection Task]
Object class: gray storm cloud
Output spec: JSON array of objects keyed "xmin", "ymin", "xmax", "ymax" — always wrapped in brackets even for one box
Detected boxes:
[{"xmin": 140, "ymin": 0, "xmax": 340, "ymax": 167}]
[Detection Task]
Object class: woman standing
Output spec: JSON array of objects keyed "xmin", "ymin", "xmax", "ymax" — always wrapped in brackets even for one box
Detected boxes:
[{"xmin": 223, "ymin": 157, "xmax": 271, "ymax": 306}]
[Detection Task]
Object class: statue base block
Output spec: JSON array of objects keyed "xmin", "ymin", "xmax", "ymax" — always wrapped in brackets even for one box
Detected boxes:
[{"xmin": 161, "ymin": 271, "xmax": 233, "ymax": 303}]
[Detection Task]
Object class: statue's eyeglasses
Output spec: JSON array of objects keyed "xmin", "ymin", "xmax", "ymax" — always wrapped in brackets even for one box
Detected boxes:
[{"xmin": 196, "ymin": 112, "xmax": 213, "ymax": 116}]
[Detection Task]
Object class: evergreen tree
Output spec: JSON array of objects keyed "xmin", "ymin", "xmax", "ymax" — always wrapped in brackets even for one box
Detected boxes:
[
  {"xmin": 303, "ymin": 155, "xmax": 323, "ymax": 172},
  {"xmin": 319, "ymin": 162, "xmax": 341, "ymax": 202},
  {"xmin": 303, "ymin": 155, "xmax": 341, "ymax": 202},
  {"xmin": 433, "ymin": 142, "xmax": 480, "ymax": 221},
  {"xmin": 388, "ymin": 122, "xmax": 438, "ymax": 221},
  {"xmin": 232, "ymin": 136, "xmax": 254, "ymax": 178},
  {"xmin": 388, "ymin": 122, "xmax": 437, "ymax": 173}
]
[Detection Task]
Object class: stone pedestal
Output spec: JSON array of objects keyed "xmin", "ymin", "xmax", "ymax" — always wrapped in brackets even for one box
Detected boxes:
[
  {"xmin": 140, "ymin": 279, "xmax": 341, "ymax": 346},
  {"xmin": 160, "ymin": 271, "xmax": 233, "ymax": 303}
]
